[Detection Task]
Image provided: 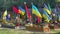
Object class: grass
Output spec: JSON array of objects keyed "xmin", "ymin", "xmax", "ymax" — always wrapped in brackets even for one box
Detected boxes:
[
  {"xmin": 50, "ymin": 29, "xmax": 60, "ymax": 34},
  {"xmin": 0, "ymin": 28, "xmax": 60, "ymax": 34},
  {"xmin": 0, "ymin": 29, "xmax": 24, "ymax": 34}
]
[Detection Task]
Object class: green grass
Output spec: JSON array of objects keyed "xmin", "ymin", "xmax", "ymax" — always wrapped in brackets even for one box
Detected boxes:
[
  {"xmin": 0, "ymin": 28, "xmax": 60, "ymax": 34},
  {"xmin": 50, "ymin": 29, "xmax": 60, "ymax": 34},
  {"xmin": 0, "ymin": 29, "xmax": 24, "ymax": 34}
]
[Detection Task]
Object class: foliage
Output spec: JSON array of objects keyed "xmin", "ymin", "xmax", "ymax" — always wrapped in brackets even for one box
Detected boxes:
[{"xmin": 0, "ymin": 0, "xmax": 57, "ymax": 9}]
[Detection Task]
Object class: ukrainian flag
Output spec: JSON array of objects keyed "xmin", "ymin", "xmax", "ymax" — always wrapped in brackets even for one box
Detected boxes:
[
  {"xmin": 42, "ymin": 10, "xmax": 51, "ymax": 22},
  {"xmin": 44, "ymin": 3, "xmax": 48, "ymax": 9},
  {"xmin": 43, "ymin": 4, "xmax": 51, "ymax": 15},
  {"xmin": 3, "ymin": 10, "xmax": 8, "ymax": 24},
  {"xmin": 48, "ymin": 3, "xmax": 51, "ymax": 12},
  {"xmin": 3, "ymin": 10, "xmax": 7, "ymax": 17},
  {"xmin": 32, "ymin": 4, "xmax": 42, "ymax": 18},
  {"xmin": 18, "ymin": 6, "xmax": 25, "ymax": 15}
]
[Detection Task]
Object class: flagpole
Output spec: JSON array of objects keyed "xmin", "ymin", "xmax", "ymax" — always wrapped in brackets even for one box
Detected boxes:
[
  {"xmin": 42, "ymin": 0, "xmax": 44, "ymax": 24},
  {"xmin": 24, "ymin": 2, "xmax": 27, "ymax": 23},
  {"xmin": 31, "ymin": 2, "xmax": 36, "ymax": 24},
  {"xmin": 24, "ymin": 2, "xmax": 31, "ymax": 23},
  {"xmin": 31, "ymin": 2, "xmax": 33, "ymax": 23}
]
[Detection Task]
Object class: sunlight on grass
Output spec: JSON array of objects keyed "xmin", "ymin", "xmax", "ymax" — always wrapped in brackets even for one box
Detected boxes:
[
  {"xmin": 0, "ymin": 29, "xmax": 24, "ymax": 34},
  {"xmin": 0, "ymin": 28, "xmax": 60, "ymax": 34}
]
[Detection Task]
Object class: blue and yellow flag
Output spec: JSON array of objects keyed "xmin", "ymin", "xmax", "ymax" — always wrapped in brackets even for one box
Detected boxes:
[
  {"xmin": 32, "ymin": 4, "xmax": 42, "ymax": 18},
  {"xmin": 3, "ymin": 10, "xmax": 7, "ymax": 17},
  {"xmin": 42, "ymin": 10, "xmax": 51, "ymax": 22},
  {"xmin": 18, "ymin": 6, "xmax": 25, "ymax": 15},
  {"xmin": 44, "ymin": 3, "xmax": 48, "ymax": 9},
  {"xmin": 48, "ymin": 3, "xmax": 51, "ymax": 12},
  {"xmin": 3, "ymin": 10, "xmax": 8, "ymax": 24},
  {"xmin": 43, "ymin": 4, "xmax": 51, "ymax": 15}
]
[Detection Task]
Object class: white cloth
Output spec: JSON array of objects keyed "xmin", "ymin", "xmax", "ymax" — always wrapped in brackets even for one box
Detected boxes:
[
  {"xmin": 53, "ymin": 14, "xmax": 55, "ymax": 16},
  {"xmin": 8, "ymin": 14, "xmax": 10, "ymax": 18}
]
